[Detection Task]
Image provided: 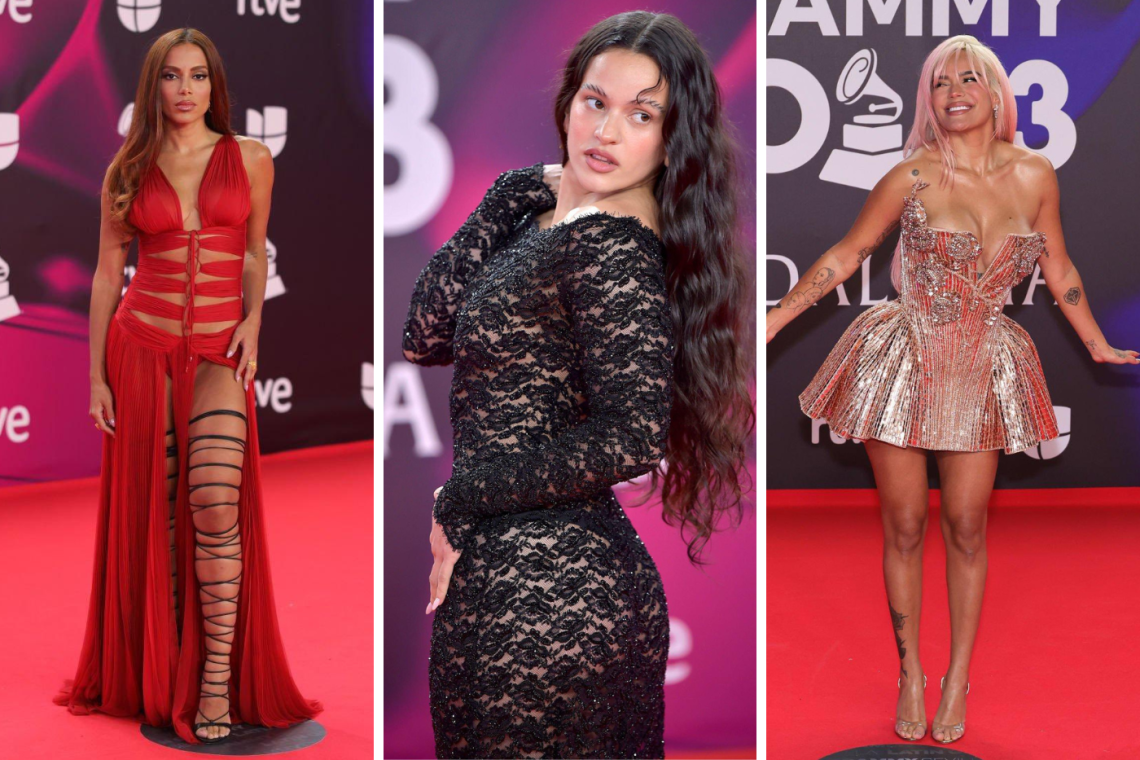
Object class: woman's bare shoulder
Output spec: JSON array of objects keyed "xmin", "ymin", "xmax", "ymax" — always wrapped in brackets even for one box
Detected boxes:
[{"xmin": 232, "ymin": 135, "xmax": 273, "ymax": 183}]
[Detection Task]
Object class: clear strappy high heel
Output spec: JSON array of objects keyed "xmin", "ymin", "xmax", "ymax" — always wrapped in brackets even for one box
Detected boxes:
[
  {"xmin": 932, "ymin": 675, "xmax": 970, "ymax": 744},
  {"xmin": 894, "ymin": 672, "xmax": 927, "ymax": 741}
]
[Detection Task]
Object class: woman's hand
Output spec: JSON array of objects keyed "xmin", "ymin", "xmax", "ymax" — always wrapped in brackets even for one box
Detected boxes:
[
  {"xmin": 427, "ymin": 485, "xmax": 462, "ymax": 614},
  {"xmin": 1086, "ymin": 339, "xmax": 1140, "ymax": 365},
  {"xmin": 542, "ymin": 163, "xmax": 562, "ymax": 199},
  {"xmin": 226, "ymin": 317, "xmax": 260, "ymax": 391},
  {"xmin": 766, "ymin": 307, "xmax": 782, "ymax": 345},
  {"xmin": 90, "ymin": 380, "xmax": 116, "ymax": 437}
]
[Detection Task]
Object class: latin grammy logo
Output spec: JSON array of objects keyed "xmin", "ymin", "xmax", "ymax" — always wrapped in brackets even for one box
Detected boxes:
[
  {"xmin": 264, "ymin": 238, "xmax": 286, "ymax": 300},
  {"xmin": 0, "ymin": 254, "xmax": 20, "ymax": 322},
  {"xmin": 819, "ymin": 49, "xmax": 906, "ymax": 191}
]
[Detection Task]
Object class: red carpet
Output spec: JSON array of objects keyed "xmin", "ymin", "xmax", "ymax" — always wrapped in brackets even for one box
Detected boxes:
[
  {"xmin": 0, "ymin": 440, "xmax": 373, "ymax": 759},
  {"xmin": 768, "ymin": 488, "xmax": 1140, "ymax": 760}
]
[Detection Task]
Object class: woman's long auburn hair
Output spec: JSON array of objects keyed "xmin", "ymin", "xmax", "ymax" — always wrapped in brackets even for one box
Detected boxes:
[
  {"xmin": 552, "ymin": 11, "xmax": 755, "ymax": 565},
  {"xmin": 889, "ymin": 35, "xmax": 1017, "ymax": 291},
  {"xmin": 105, "ymin": 28, "xmax": 234, "ymax": 232}
]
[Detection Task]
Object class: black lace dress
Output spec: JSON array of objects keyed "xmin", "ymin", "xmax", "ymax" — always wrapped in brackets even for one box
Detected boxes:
[{"xmin": 403, "ymin": 162, "xmax": 674, "ymax": 759}]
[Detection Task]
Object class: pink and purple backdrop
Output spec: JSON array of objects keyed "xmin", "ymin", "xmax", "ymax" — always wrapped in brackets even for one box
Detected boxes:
[{"xmin": 382, "ymin": 1, "xmax": 757, "ymax": 757}]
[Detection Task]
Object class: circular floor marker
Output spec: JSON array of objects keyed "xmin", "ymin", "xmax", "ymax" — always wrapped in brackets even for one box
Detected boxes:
[
  {"xmin": 140, "ymin": 719, "xmax": 326, "ymax": 755},
  {"xmin": 820, "ymin": 746, "xmax": 983, "ymax": 760}
]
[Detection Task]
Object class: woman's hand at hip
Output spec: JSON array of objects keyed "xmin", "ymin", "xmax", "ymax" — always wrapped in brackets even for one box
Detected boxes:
[
  {"xmin": 90, "ymin": 380, "xmax": 116, "ymax": 437},
  {"xmin": 226, "ymin": 317, "xmax": 260, "ymax": 391},
  {"xmin": 427, "ymin": 485, "xmax": 462, "ymax": 614}
]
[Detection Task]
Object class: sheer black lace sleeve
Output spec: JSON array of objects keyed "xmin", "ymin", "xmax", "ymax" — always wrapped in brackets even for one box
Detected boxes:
[
  {"xmin": 432, "ymin": 214, "xmax": 674, "ymax": 553},
  {"xmin": 402, "ymin": 162, "xmax": 557, "ymax": 366}
]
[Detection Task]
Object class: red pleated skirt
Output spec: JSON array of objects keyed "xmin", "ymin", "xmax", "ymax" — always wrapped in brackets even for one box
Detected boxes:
[{"xmin": 53, "ymin": 304, "xmax": 322, "ymax": 744}]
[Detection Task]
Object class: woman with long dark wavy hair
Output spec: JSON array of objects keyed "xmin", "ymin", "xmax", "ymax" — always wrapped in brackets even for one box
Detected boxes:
[
  {"xmin": 402, "ymin": 10, "xmax": 753, "ymax": 758},
  {"xmin": 768, "ymin": 36, "xmax": 1137, "ymax": 744},
  {"xmin": 53, "ymin": 28, "xmax": 321, "ymax": 745}
]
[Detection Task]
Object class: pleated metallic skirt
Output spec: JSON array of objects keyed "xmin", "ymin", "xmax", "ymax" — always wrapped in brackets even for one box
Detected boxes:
[{"xmin": 798, "ymin": 299, "xmax": 1059, "ymax": 454}]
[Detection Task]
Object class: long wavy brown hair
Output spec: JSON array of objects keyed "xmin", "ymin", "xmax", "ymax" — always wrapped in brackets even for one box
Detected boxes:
[
  {"xmin": 553, "ymin": 11, "xmax": 756, "ymax": 565},
  {"xmin": 105, "ymin": 28, "xmax": 234, "ymax": 232}
]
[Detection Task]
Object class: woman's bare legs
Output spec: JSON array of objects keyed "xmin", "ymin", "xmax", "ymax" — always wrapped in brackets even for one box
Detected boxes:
[
  {"xmin": 188, "ymin": 360, "xmax": 248, "ymax": 741},
  {"xmin": 930, "ymin": 448, "xmax": 998, "ymax": 742},
  {"xmin": 864, "ymin": 438, "xmax": 930, "ymax": 740}
]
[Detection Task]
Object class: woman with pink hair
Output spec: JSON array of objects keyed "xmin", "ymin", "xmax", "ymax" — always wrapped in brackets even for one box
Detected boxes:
[{"xmin": 767, "ymin": 35, "xmax": 1137, "ymax": 744}]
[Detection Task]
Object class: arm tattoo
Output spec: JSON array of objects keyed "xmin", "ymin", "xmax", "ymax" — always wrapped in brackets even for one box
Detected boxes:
[
  {"xmin": 856, "ymin": 220, "xmax": 899, "ymax": 265},
  {"xmin": 890, "ymin": 602, "xmax": 908, "ymax": 674},
  {"xmin": 1063, "ymin": 287, "xmax": 1081, "ymax": 306},
  {"xmin": 784, "ymin": 267, "xmax": 836, "ymax": 313},
  {"xmin": 1114, "ymin": 348, "xmax": 1127, "ymax": 359},
  {"xmin": 1085, "ymin": 339, "xmax": 1098, "ymax": 351}
]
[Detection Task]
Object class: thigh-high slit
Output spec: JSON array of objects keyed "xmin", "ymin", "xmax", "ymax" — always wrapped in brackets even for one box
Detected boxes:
[{"xmin": 53, "ymin": 303, "xmax": 322, "ymax": 744}]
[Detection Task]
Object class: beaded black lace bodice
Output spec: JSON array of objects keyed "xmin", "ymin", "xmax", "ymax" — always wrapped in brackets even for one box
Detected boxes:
[{"xmin": 403, "ymin": 162, "xmax": 674, "ymax": 758}]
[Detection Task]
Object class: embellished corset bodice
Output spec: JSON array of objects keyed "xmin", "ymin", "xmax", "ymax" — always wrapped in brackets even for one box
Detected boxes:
[{"xmin": 899, "ymin": 178, "xmax": 1047, "ymax": 326}]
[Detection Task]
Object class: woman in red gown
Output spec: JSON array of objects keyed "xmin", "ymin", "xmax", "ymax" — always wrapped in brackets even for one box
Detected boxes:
[{"xmin": 53, "ymin": 28, "xmax": 321, "ymax": 744}]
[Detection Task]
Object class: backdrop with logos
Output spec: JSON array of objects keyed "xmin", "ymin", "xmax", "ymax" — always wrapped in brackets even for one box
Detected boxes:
[
  {"xmin": 0, "ymin": 0, "xmax": 374, "ymax": 487},
  {"xmin": 766, "ymin": 0, "xmax": 1140, "ymax": 489},
  {"xmin": 383, "ymin": 1, "xmax": 757, "ymax": 755}
]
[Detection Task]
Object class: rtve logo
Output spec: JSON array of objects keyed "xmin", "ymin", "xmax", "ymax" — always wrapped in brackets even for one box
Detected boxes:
[
  {"xmin": 254, "ymin": 377, "xmax": 293, "ymax": 413},
  {"xmin": 0, "ymin": 0, "xmax": 32, "ymax": 23},
  {"xmin": 0, "ymin": 405, "xmax": 30, "ymax": 443},
  {"xmin": 246, "ymin": 107, "xmax": 287, "ymax": 158},
  {"xmin": 237, "ymin": 0, "xmax": 300, "ymax": 24},
  {"xmin": 117, "ymin": 0, "xmax": 161, "ymax": 33}
]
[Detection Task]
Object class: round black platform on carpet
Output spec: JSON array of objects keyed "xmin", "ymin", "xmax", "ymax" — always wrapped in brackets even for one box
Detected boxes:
[
  {"xmin": 820, "ymin": 746, "xmax": 983, "ymax": 760},
  {"xmin": 140, "ymin": 719, "xmax": 326, "ymax": 755}
]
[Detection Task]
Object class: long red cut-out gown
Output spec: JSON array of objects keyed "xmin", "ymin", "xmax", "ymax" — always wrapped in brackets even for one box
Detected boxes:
[{"xmin": 53, "ymin": 132, "xmax": 322, "ymax": 744}]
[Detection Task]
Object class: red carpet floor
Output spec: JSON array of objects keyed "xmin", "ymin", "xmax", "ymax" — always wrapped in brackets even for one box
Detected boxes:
[
  {"xmin": 768, "ymin": 488, "xmax": 1140, "ymax": 760},
  {"xmin": 0, "ymin": 440, "xmax": 373, "ymax": 760}
]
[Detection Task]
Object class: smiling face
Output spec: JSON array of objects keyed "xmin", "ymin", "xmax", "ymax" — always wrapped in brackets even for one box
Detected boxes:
[
  {"xmin": 159, "ymin": 42, "xmax": 211, "ymax": 124},
  {"xmin": 563, "ymin": 48, "xmax": 669, "ymax": 195},
  {"xmin": 930, "ymin": 52, "xmax": 996, "ymax": 134}
]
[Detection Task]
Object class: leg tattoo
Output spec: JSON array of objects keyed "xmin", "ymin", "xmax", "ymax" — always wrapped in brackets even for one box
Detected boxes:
[{"xmin": 890, "ymin": 602, "xmax": 908, "ymax": 677}]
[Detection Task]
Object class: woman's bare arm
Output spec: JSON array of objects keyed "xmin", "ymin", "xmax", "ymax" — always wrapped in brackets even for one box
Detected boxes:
[
  {"xmin": 766, "ymin": 161, "xmax": 916, "ymax": 343},
  {"xmin": 90, "ymin": 175, "xmax": 134, "ymax": 384},
  {"xmin": 1030, "ymin": 154, "xmax": 1139, "ymax": 365}
]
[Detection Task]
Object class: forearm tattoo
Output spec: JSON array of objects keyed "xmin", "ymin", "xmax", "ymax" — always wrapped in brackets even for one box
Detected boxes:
[
  {"xmin": 782, "ymin": 267, "xmax": 836, "ymax": 312},
  {"xmin": 1063, "ymin": 287, "xmax": 1081, "ymax": 306},
  {"xmin": 856, "ymin": 221, "xmax": 899, "ymax": 265},
  {"xmin": 890, "ymin": 602, "xmax": 908, "ymax": 673},
  {"xmin": 1085, "ymin": 339, "xmax": 1097, "ymax": 351}
]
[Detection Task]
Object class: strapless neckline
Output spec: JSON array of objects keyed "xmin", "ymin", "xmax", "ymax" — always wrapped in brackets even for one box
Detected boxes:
[{"xmin": 909, "ymin": 193, "xmax": 1044, "ymax": 282}]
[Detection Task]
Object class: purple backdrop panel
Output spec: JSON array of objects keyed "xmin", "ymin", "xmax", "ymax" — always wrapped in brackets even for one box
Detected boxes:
[{"xmin": 383, "ymin": 1, "xmax": 757, "ymax": 756}]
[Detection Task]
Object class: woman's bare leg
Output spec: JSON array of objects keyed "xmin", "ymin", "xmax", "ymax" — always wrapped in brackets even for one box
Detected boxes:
[
  {"xmin": 164, "ymin": 373, "xmax": 180, "ymax": 629},
  {"xmin": 864, "ymin": 438, "xmax": 930, "ymax": 740},
  {"xmin": 930, "ymin": 448, "xmax": 998, "ymax": 742},
  {"xmin": 188, "ymin": 360, "xmax": 248, "ymax": 741}
]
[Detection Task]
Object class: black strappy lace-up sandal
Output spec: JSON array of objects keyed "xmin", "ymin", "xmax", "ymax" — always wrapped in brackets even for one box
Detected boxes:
[{"xmin": 187, "ymin": 408, "xmax": 247, "ymax": 744}]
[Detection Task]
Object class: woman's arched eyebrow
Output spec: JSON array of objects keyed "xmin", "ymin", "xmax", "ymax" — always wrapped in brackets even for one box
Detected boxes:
[
  {"xmin": 584, "ymin": 82, "xmax": 665, "ymax": 113},
  {"xmin": 162, "ymin": 64, "xmax": 209, "ymax": 73}
]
